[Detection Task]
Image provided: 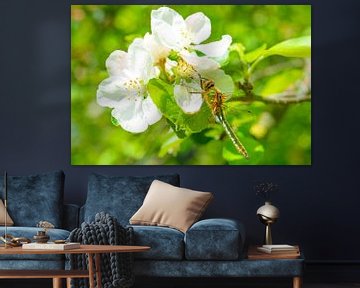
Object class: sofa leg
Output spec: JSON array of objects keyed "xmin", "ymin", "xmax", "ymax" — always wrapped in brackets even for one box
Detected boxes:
[
  {"xmin": 53, "ymin": 278, "xmax": 62, "ymax": 288},
  {"xmin": 293, "ymin": 276, "xmax": 302, "ymax": 288}
]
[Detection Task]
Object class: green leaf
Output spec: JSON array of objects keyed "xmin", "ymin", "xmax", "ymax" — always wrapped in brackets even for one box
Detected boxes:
[
  {"xmin": 248, "ymin": 36, "xmax": 311, "ymax": 75},
  {"xmin": 191, "ymin": 129, "xmax": 214, "ymax": 145},
  {"xmin": 222, "ymin": 132, "xmax": 264, "ymax": 164},
  {"xmin": 260, "ymin": 69, "xmax": 304, "ymax": 96},
  {"xmin": 147, "ymin": 79, "xmax": 212, "ymax": 136},
  {"xmin": 167, "ymin": 119, "xmax": 187, "ymax": 139},
  {"xmin": 265, "ymin": 36, "xmax": 311, "ymax": 58},
  {"xmin": 244, "ymin": 43, "xmax": 267, "ymax": 63}
]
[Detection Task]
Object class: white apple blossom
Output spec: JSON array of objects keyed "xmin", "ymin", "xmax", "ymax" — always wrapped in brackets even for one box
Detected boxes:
[
  {"xmin": 97, "ymin": 38, "xmax": 162, "ymax": 133},
  {"xmin": 151, "ymin": 7, "xmax": 232, "ymax": 71},
  {"xmin": 150, "ymin": 7, "xmax": 233, "ymax": 114},
  {"xmin": 98, "ymin": 7, "xmax": 234, "ymax": 128}
]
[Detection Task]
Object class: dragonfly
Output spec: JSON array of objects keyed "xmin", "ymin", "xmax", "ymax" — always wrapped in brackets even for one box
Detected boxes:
[
  {"xmin": 176, "ymin": 58, "xmax": 249, "ymax": 159},
  {"xmin": 198, "ymin": 77, "xmax": 249, "ymax": 159}
]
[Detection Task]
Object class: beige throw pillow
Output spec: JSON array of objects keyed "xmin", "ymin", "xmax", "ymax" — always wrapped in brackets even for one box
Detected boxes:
[
  {"xmin": 0, "ymin": 199, "xmax": 14, "ymax": 226},
  {"xmin": 130, "ymin": 180, "xmax": 213, "ymax": 233}
]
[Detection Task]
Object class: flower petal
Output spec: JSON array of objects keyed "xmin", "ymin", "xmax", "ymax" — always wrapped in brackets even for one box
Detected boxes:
[
  {"xmin": 143, "ymin": 32, "xmax": 170, "ymax": 64},
  {"xmin": 174, "ymin": 84, "xmax": 203, "ymax": 114},
  {"xmin": 151, "ymin": 7, "xmax": 188, "ymax": 50},
  {"xmin": 181, "ymin": 50, "xmax": 220, "ymax": 72},
  {"xmin": 111, "ymin": 97, "xmax": 149, "ymax": 133},
  {"xmin": 128, "ymin": 38, "xmax": 157, "ymax": 83},
  {"xmin": 97, "ymin": 76, "xmax": 130, "ymax": 108},
  {"xmin": 194, "ymin": 35, "xmax": 232, "ymax": 58},
  {"xmin": 105, "ymin": 50, "xmax": 129, "ymax": 77},
  {"xmin": 185, "ymin": 12, "xmax": 211, "ymax": 44},
  {"xmin": 142, "ymin": 96, "xmax": 162, "ymax": 125}
]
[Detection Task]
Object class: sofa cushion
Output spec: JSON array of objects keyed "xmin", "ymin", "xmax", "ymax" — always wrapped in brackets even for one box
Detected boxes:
[
  {"xmin": 130, "ymin": 180, "xmax": 213, "ymax": 233},
  {"xmin": 130, "ymin": 225, "xmax": 184, "ymax": 260},
  {"xmin": 0, "ymin": 199, "xmax": 14, "ymax": 226},
  {"xmin": 0, "ymin": 227, "xmax": 70, "ymax": 261},
  {"xmin": 84, "ymin": 174, "xmax": 180, "ymax": 225},
  {"xmin": 0, "ymin": 171, "xmax": 64, "ymax": 227},
  {"xmin": 184, "ymin": 218, "xmax": 245, "ymax": 260}
]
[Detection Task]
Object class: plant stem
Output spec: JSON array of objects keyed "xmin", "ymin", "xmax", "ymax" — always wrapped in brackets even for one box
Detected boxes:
[
  {"xmin": 228, "ymin": 92, "xmax": 311, "ymax": 105},
  {"xmin": 254, "ymin": 93, "xmax": 311, "ymax": 104},
  {"xmin": 238, "ymin": 80, "xmax": 254, "ymax": 100},
  {"xmin": 248, "ymin": 55, "xmax": 266, "ymax": 76}
]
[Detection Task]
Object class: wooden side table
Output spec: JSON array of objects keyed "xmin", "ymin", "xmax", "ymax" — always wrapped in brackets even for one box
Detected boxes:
[
  {"xmin": 247, "ymin": 245, "xmax": 303, "ymax": 288},
  {"xmin": 0, "ymin": 244, "xmax": 150, "ymax": 288}
]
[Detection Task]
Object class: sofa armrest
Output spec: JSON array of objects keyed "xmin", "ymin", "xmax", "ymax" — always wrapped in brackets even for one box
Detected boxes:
[
  {"xmin": 63, "ymin": 204, "xmax": 80, "ymax": 231},
  {"xmin": 184, "ymin": 218, "xmax": 245, "ymax": 260}
]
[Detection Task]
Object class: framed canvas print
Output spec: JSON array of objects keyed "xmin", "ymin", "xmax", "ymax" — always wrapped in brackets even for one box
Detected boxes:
[{"xmin": 71, "ymin": 5, "xmax": 311, "ymax": 165}]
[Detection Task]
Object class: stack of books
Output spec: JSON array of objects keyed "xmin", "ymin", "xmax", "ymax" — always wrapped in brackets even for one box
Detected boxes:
[
  {"xmin": 257, "ymin": 244, "xmax": 299, "ymax": 254},
  {"xmin": 22, "ymin": 242, "xmax": 80, "ymax": 250},
  {"xmin": 248, "ymin": 244, "xmax": 300, "ymax": 259}
]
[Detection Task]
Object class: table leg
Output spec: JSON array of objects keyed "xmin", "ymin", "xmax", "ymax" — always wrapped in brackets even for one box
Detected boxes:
[
  {"xmin": 293, "ymin": 276, "xmax": 302, "ymax": 288},
  {"xmin": 52, "ymin": 278, "xmax": 62, "ymax": 288},
  {"xmin": 95, "ymin": 253, "xmax": 102, "ymax": 288},
  {"xmin": 66, "ymin": 277, "xmax": 72, "ymax": 288},
  {"xmin": 88, "ymin": 253, "xmax": 95, "ymax": 288}
]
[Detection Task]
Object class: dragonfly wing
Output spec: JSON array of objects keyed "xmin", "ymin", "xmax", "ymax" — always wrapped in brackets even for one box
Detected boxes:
[{"xmin": 202, "ymin": 69, "xmax": 235, "ymax": 95}]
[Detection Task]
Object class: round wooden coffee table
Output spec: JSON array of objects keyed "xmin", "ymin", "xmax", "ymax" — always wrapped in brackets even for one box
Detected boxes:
[{"xmin": 0, "ymin": 244, "xmax": 150, "ymax": 288}]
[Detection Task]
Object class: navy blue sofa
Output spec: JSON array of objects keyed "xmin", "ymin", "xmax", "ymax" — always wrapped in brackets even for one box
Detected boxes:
[
  {"xmin": 80, "ymin": 173, "xmax": 304, "ymax": 283},
  {"xmin": 0, "ymin": 171, "xmax": 79, "ymax": 270}
]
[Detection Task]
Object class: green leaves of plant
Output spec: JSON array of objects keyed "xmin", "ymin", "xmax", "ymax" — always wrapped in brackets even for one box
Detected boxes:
[
  {"xmin": 236, "ymin": 36, "xmax": 311, "ymax": 75},
  {"xmin": 265, "ymin": 36, "xmax": 311, "ymax": 58},
  {"xmin": 147, "ymin": 35, "xmax": 311, "ymax": 164},
  {"xmin": 147, "ymin": 79, "xmax": 212, "ymax": 138}
]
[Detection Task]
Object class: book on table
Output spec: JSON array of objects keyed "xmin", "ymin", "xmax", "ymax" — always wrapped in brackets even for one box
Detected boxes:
[
  {"xmin": 22, "ymin": 242, "xmax": 80, "ymax": 250},
  {"xmin": 257, "ymin": 244, "xmax": 299, "ymax": 254},
  {"xmin": 248, "ymin": 245, "xmax": 300, "ymax": 260}
]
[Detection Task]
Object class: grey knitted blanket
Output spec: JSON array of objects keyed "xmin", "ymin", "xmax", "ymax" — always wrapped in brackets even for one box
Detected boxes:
[{"xmin": 68, "ymin": 212, "xmax": 134, "ymax": 288}]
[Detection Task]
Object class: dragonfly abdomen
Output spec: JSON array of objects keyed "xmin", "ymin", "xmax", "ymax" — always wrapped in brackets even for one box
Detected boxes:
[{"xmin": 216, "ymin": 104, "xmax": 249, "ymax": 160}]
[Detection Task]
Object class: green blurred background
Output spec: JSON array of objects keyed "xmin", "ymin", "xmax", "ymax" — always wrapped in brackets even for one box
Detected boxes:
[{"xmin": 71, "ymin": 5, "xmax": 311, "ymax": 165}]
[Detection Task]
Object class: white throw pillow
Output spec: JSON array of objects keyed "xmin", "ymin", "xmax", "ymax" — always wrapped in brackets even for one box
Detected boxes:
[{"xmin": 130, "ymin": 180, "xmax": 213, "ymax": 233}]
